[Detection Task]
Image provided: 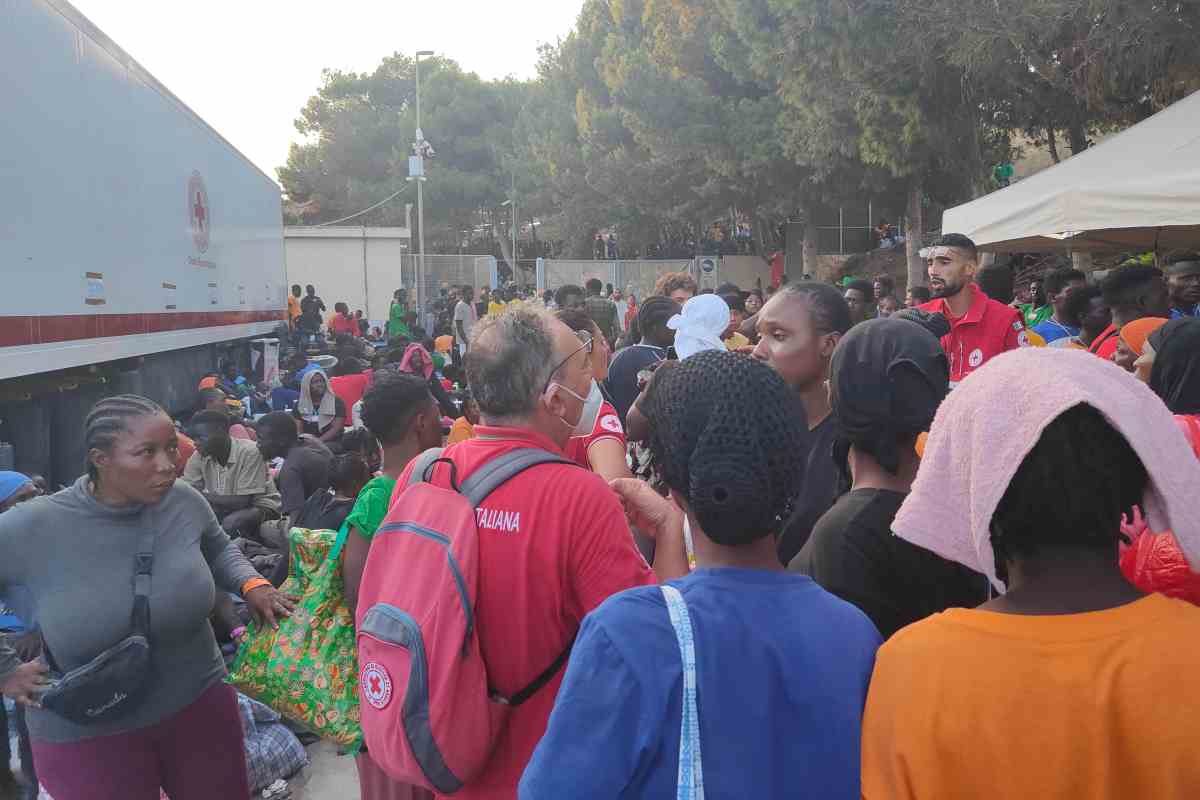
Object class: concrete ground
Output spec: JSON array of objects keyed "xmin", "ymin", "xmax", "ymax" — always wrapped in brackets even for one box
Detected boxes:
[{"xmin": 289, "ymin": 740, "xmax": 360, "ymax": 799}]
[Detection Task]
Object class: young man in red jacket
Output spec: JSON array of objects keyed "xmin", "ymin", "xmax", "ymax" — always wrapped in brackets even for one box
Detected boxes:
[{"xmin": 917, "ymin": 234, "xmax": 1024, "ymax": 387}]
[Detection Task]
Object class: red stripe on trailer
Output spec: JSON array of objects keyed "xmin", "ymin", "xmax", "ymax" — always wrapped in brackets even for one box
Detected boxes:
[{"xmin": 0, "ymin": 311, "xmax": 286, "ymax": 348}]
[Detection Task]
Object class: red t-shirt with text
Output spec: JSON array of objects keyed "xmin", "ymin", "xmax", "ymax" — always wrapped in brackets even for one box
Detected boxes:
[{"xmin": 389, "ymin": 426, "xmax": 654, "ymax": 799}]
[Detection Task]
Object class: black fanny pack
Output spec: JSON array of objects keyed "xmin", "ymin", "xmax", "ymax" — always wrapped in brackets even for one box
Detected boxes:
[{"xmin": 39, "ymin": 529, "xmax": 155, "ymax": 724}]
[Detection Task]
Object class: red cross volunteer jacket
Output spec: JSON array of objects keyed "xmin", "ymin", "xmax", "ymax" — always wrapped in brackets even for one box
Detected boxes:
[{"xmin": 918, "ymin": 285, "xmax": 1025, "ymax": 386}]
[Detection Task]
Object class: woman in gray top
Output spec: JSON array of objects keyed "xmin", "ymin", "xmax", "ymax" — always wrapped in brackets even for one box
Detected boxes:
[{"xmin": 0, "ymin": 395, "xmax": 294, "ymax": 800}]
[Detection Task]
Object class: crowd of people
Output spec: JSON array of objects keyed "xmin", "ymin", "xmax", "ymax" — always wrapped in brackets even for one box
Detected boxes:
[{"xmin": 3, "ymin": 232, "xmax": 1200, "ymax": 799}]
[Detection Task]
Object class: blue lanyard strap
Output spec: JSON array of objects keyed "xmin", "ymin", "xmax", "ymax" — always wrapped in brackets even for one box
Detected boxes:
[{"xmin": 661, "ymin": 585, "xmax": 704, "ymax": 800}]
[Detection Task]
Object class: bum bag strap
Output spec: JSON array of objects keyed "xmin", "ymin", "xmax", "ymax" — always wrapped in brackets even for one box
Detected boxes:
[{"xmin": 131, "ymin": 527, "xmax": 156, "ymax": 635}]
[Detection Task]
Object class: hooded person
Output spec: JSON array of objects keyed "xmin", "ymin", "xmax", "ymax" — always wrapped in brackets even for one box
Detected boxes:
[
  {"xmin": 294, "ymin": 369, "xmax": 345, "ymax": 443},
  {"xmin": 862, "ymin": 348, "xmax": 1200, "ymax": 800},
  {"xmin": 667, "ymin": 294, "xmax": 730, "ymax": 360},
  {"xmin": 791, "ymin": 319, "xmax": 987, "ymax": 638}
]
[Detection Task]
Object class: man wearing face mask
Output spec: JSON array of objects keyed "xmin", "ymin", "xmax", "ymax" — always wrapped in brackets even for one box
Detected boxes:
[{"xmin": 384, "ymin": 307, "xmax": 688, "ymax": 800}]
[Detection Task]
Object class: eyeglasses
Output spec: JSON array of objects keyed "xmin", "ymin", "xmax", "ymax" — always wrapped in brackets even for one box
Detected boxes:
[{"xmin": 542, "ymin": 330, "xmax": 594, "ymax": 393}]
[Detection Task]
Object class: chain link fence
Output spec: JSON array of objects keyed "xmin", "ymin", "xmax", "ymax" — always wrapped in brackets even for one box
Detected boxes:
[
  {"xmin": 538, "ymin": 259, "xmax": 696, "ymax": 301},
  {"xmin": 400, "ymin": 254, "xmax": 496, "ymax": 305}
]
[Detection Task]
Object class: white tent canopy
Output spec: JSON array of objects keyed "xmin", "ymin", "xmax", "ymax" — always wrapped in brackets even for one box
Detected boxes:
[{"xmin": 942, "ymin": 91, "xmax": 1200, "ymax": 253}]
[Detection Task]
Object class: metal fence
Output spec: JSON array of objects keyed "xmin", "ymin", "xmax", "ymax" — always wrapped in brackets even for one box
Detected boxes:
[
  {"xmin": 538, "ymin": 259, "xmax": 696, "ymax": 301},
  {"xmin": 400, "ymin": 253, "xmax": 497, "ymax": 307}
]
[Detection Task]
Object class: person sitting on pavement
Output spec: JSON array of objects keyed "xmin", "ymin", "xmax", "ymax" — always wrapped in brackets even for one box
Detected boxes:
[
  {"xmin": 256, "ymin": 411, "xmax": 333, "ymax": 522},
  {"xmin": 374, "ymin": 307, "xmax": 687, "ymax": 800},
  {"xmin": 290, "ymin": 453, "xmax": 370, "ymax": 534},
  {"xmin": 293, "ymin": 370, "xmax": 345, "ymax": 446},
  {"xmin": 521, "ymin": 350, "xmax": 881, "ymax": 799},
  {"xmin": 183, "ymin": 410, "xmax": 280, "ymax": 540},
  {"xmin": 198, "ymin": 387, "xmax": 256, "ymax": 440}
]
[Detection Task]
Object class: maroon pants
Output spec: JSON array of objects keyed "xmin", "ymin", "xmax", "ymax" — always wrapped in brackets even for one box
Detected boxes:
[{"xmin": 31, "ymin": 681, "xmax": 250, "ymax": 800}]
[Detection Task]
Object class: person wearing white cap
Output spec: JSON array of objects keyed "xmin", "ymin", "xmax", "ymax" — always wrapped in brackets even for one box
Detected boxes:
[{"xmin": 668, "ymin": 294, "xmax": 730, "ymax": 360}]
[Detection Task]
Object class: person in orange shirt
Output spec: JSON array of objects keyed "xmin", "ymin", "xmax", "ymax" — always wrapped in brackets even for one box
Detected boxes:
[
  {"xmin": 287, "ymin": 284, "xmax": 302, "ymax": 328},
  {"xmin": 446, "ymin": 392, "xmax": 480, "ymax": 445},
  {"xmin": 861, "ymin": 349, "xmax": 1200, "ymax": 800}
]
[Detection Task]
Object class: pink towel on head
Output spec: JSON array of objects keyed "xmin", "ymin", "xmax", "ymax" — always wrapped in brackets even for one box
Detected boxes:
[{"xmin": 894, "ymin": 347, "xmax": 1200, "ymax": 591}]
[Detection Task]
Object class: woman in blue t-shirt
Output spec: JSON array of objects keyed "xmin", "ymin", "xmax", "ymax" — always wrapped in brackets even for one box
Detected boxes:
[{"xmin": 520, "ymin": 350, "xmax": 881, "ymax": 800}]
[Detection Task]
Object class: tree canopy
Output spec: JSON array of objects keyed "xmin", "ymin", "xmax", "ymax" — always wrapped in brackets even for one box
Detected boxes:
[{"xmin": 278, "ymin": 0, "xmax": 1200, "ymax": 274}]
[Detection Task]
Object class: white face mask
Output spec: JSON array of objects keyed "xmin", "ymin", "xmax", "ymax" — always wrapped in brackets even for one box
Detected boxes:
[{"xmin": 550, "ymin": 378, "xmax": 604, "ymax": 435}]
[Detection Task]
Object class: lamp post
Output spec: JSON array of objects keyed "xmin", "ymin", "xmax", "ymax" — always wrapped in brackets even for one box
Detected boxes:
[{"xmin": 409, "ymin": 50, "xmax": 434, "ymax": 316}]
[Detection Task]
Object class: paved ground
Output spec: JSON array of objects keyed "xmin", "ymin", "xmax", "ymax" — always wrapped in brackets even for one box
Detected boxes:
[{"xmin": 289, "ymin": 740, "xmax": 359, "ymax": 799}]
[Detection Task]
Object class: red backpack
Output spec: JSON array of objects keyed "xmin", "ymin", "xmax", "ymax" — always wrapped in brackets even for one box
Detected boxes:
[{"xmin": 356, "ymin": 447, "xmax": 577, "ymax": 793}]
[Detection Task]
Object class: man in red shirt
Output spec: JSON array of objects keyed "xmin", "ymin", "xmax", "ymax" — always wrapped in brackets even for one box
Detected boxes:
[
  {"xmin": 389, "ymin": 307, "xmax": 686, "ymax": 799},
  {"xmin": 1090, "ymin": 265, "xmax": 1172, "ymax": 361},
  {"xmin": 917, "ymin": 233, "xmax": 1024, "ymax": 386}
]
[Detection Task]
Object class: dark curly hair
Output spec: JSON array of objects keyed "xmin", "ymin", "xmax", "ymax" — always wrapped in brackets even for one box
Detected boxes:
[
  {"xmin": 644, "ymin": 350, "xmax": 807, "ymax": 545},
  {"xmin": 990, "ymin": 403, "xmax": 1147, "ymax": 582},
  {"xmin": 360, "ymin": 371, "xmax": 434, "ymax": 445}
]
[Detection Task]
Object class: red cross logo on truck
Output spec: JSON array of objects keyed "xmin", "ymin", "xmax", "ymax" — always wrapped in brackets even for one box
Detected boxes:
[{"xmin": 188, "ymin": 171, "xmax": 211, "ymax": 253}]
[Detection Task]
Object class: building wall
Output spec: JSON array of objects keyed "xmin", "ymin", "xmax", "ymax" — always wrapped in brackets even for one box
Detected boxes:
[{"xmin": 284, "ymin": 228, "xmax": 410, "ymax": 325}]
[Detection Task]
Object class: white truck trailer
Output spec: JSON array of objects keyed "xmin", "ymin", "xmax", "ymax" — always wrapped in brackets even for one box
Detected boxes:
[{"xmin": 0, "ymin": 0, "xmax": 287, "ymax": 482}]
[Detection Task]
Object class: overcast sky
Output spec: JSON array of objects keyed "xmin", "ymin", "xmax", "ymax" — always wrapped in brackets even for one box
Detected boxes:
[{"xmin": 71, "ymin": 1, "xmax": 584, "ymax": 179}]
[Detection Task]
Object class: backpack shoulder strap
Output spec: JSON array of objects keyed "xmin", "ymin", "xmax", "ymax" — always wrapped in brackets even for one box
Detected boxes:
[
  {"xmin": 459, "ymin": 448, "xmax": 575, "ymax": 507},
  {"xmin": 405, "ymin": 447, "xmax": 446, "ymax": 488}
]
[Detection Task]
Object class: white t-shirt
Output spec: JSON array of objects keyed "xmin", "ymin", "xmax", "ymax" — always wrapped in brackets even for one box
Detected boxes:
[{"xmin": 453, "ymin": 300, "xmax": 478, "ymax": 346}]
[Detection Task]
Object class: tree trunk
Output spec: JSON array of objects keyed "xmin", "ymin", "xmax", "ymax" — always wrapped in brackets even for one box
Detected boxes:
[
  {"xmin": 905, "ymin": 179, "xmax": 925, "ymax": 290},
  {"xmin": 1046, "ymin": 126, "xmax": 1061, "ymax": 164},
  {"xmin": 1066, "ymin": 120, "xmax": 1089, "ymax": 154},
  {"xmin": 803, "ymin": 216, "xmax": 819, "ymax": 280}
]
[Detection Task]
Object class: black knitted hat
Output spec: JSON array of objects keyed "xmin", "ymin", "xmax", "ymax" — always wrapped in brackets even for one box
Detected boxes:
[{"xmin": 645, "ymin": 349, "xmax": 809, "ymax": 545}]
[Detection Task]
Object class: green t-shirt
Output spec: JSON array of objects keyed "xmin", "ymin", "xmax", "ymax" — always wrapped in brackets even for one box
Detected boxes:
[
  {"xmin": 1019, "ymin": 303, "xmax": 1052, "ymax": 328},
  {"xmin": 388, "ymin": 302, "xmax": 412, "ymax": 340},
  {"xmin": 346, "ymin": 475, "xmax": 399, "ymax": 539}
]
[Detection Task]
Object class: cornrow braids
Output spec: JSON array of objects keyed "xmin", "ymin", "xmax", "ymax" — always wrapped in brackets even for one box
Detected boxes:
[
  {"xmin": 645, "ymin": 350, "xmax": 808, "ymax": 546},
  {"xmin": 84, "ymin": 394, "xmax": 166, "ymax": 482}
]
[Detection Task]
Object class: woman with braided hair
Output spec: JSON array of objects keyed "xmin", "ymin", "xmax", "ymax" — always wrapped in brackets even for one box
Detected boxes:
[
  {"xmin": 0, "ymin": 394, "xmax": 294, "ymax": 800},
  {"xmin": 521, "ymin": 350, "xmax": 881, "ymax": 799}
]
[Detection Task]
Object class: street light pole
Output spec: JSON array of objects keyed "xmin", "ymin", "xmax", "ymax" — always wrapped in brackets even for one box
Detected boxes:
[
  {"xmin": 511, "ymin": 171, "xmax": 517, "ymax": 282},
  {"xmin": 412, "ymin": 50, "xmax": 434, "ymax": 317}
]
